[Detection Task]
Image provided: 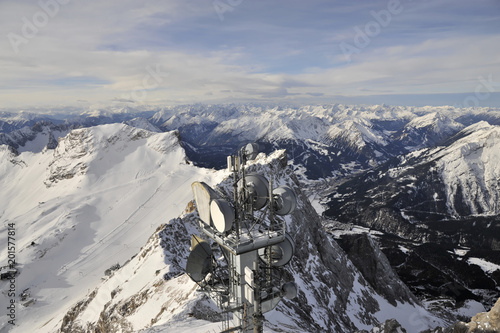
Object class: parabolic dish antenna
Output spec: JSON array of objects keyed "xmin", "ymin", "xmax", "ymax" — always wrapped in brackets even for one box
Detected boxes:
[
  {"xmin": 191, "ymin": 181, "xmax": 219, "ymax": 226},
  {"xmin": 210, "ymin": 199, "xmax": 235, "ymax": 233},
  {"xmin": 186, "ymin": 235, "xmax": 213, "ymax": 282},
  {"xmin": 272, "ymin": 186, "xmax": 297, "ymax": 216},
  {"xmin": 258, "ymin": 232, "xmax": 295, "ymax": 267},
  {"xmin": 244, "ymin": 143, "xmax": 259, "ymax": 160},
  {"xmin": 243, "ymin": 174, "xmax": 269, "ymax": 210}
]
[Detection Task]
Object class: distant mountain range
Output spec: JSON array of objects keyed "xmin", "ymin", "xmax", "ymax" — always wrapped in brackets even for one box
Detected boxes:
[{"xmin": 1, "ymin": 104, "xmax": 499, "ymax": 332}]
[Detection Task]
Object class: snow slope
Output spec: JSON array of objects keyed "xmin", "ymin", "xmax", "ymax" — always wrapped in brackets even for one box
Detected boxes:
[
  {"xmin": 0, "ymin": 124, "xmax": 221, "ymax": 333},
  {"xmin": 397, "ymin": 112, "xmax": 465, "ymax": 149},
  {"xmin": 435, "ymin": 122, "xmax": 500, "ymax": 216}
]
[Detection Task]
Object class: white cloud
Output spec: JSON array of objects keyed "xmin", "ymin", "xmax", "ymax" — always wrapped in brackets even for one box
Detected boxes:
[{"xmin": 0, "ymin": 0, "xmax": 499, "ymax": 107}]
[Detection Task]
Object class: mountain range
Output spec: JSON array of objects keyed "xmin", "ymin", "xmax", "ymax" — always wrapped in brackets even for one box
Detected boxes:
[{"xmin": 1, "ymin": 104, "xmax": 499, "ymax": 332}]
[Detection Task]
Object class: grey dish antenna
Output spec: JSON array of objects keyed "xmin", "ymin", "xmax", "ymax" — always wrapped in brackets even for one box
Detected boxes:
[
  {"xmin": 258, "ymin": 232, "xmax": 295, "ymax": 267},
  {"xmin": 186, "ymin": 235, "xmax": 213, "ymax": 282},
  {"xmin": 273, "ymin": 186, "xmax": 297, "ymax": 215},
  {"xmin": 243, "ymin": 174, "xmax": 269, "ymax": 210}
]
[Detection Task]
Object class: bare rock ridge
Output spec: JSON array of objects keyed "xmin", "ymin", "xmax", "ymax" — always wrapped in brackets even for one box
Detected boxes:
[{"xmin": 336, "ymin": 233, "xmax": 418, "ymax": 307}]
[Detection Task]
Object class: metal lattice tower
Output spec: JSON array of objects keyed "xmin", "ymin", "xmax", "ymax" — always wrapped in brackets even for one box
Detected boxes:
[{"xmin": 185, "ymin": 143, "xmax": 298, "ymax": 333}]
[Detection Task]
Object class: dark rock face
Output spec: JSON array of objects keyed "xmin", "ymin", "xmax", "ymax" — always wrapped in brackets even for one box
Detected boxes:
[{"xmin": 337, "ymin": 234, "xmax": 418, "ymax": 307}]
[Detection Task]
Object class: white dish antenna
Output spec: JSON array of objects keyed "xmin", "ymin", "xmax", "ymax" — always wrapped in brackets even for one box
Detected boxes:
[
  {"xmin": 191, "ymin": 181, "xmax": 218, "ymax": 226},
  {"xmin": 210, "ymin": 199, "xmax": 235, "ymax": 233},
  {"xmin": 273, "ymin": 186, "xmax": 297, "ymax": 215},
  {"xmin": 243, "ymin": 174, "xmax": 269, "ymax": 210},
  {"xmin": 186, "ymin": 235, "xmax": 213, "ymax": 282},
  {"xmin": 258, "ymin": 233, "xmax": 295, "ymax": 267}
]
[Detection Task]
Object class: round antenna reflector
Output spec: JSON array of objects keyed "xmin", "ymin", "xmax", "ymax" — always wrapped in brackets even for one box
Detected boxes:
[
  {"xmin": 258, "ymin": 233, "xmax": 295, "ymax": 266},
  {"xmin": 273, "ymin": 186, "xmax": 297, "ymax": 215},
  {"xmin": 186, "ymin": 237, "xmax": 213, "ymax": 282},
  {"xmin": 191, "ymin": 182, "xmax": 219, "ymax": 226},
  {"xmin": 243, "ymin": 174, "xmax": 269, "ymax": 210},
  {"xmin": 282, "ymin": 281, "xmax": 298, "ymax": 300},
  {"xmin": 244, "ymin": 143, "xmax": 259, "ymax": 160},
  {"xmin": 210, "ymin": 199, "xmax": 235, "ymax": 233}
]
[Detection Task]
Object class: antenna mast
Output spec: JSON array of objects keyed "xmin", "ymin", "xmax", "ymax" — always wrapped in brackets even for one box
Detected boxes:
[{"xmin": 186, "ymin": 143, "xmax": 298, "ymax": 333}]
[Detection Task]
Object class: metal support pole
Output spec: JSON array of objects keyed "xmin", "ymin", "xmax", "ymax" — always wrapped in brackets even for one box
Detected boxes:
[{"xmin": 253, "ymin": 261, "xmax": 263, "ymax": 333}]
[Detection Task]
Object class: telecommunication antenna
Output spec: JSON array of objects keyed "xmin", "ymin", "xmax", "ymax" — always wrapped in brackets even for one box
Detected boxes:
[{"xmin": 186, "ymin": 143, "xmax": 298, "ymax": 333}]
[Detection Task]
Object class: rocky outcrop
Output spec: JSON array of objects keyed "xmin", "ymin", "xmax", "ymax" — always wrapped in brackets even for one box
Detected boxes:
[
  {"xmin": 464, "ymin": 297, "xmax": 500, "ymax": 332},
  {"xmin": 422, "ymin": 297, "xmax": 500, "ymax": 333},
  {"xmin": 337, "ymin": 233, "xmax": 418, "ymax": 307}
]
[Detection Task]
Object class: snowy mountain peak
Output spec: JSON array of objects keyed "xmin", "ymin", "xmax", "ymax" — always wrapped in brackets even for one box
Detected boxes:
[
  {"xmin": 0, "ymin": 122, "xmax": 70, "ymax": 153},
  {"xmin": 326, "ymin": 119, "xmax": 387, "ymax": 148},
  {"xmin": 46, "ymin": 124, "xmax": 183, "ymax": 186},
  {"xmin": 0, "ymin": 122, "xmax": 219, "ymax": 333},
  {"xmin": 406, "ymin": 112, "xmax": 462, "ymax": 132},
  {"xmin": 124, "ymin": 118, "xmax": 161, "ymax": 133},
  {"xmin": 454, "ymin": 120, "xmax": 493, "ymax": 138},
  {"xmin": 436, "ymin": 124, "xmax": 500, "ymax": 216},
  {"xmin": 397, "ymin": 112, "xmax": 465, "ymax": 149}
]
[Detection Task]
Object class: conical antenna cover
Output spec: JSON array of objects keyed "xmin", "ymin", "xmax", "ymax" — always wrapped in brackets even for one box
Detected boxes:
[
  {"xmin": 258, "ymin": 233, "xmax": 295, "ymax": 266},
  {"xmin": 186, "ymin": 236, "xmax": 213, "ymax": 282},
  {"xmin": 282, "ymin": 281, "xmax": 298, "ymax": 299},
  {"xmin": 243, "ymin": 174, "xmax": 269, "ymax": 210},
  {"xmin": 273, "ymin": 186, "xmax": 297, "ymax": 215}
]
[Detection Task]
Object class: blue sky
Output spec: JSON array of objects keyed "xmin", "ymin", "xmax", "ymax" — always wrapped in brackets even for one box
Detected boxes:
[{"xmin": 1, "ymin": 0, "xmax": 499, "ymax": 108}]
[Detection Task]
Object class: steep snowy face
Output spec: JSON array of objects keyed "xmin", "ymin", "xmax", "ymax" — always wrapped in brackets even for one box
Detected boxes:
[
  {"xmin": 0, "ymin": 124, "xmax": 220, "ymax": 333},
  {"xmin": 326, "ymin": 118, "xmax": 388, "ymax": 149},
  {"xmin": 45, "ymin": 124, "xmax": 183, "ymax": 186},
  {"xmin": 436, "ymin": 123, "xmax": 500, "ymax": 216},
  {"xmin": 0, "ymin": 122, "xmax": 70, "ymax": 153},
  {"xmin": 124, "ymin": 118, "xmax": 161, "ymax": 133},
  {"xmin": 396, "ymin": 112, "xmax": 465, "ymax": 149},
  {"xmin": 327, "ymin": 122, "xmax": 500, "ymax": 223}
]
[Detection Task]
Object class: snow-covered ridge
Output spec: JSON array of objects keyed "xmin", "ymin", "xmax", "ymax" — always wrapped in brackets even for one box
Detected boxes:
[
  {"xmin": 45, "ymin": 124, "xmax": 183, "ymax": 186},
  {"xmin": 436, "ymin": 123, "xmax": 500, "ymax": 216},
  {"xmin": 405, "ymin": 112, "xmax": 464, "ymax": 131},
  {"xmin": 396, "ymin": 112, "xmax": 465, "ymax": 149},
  {"xmin": 326, "ymin": 118, "xmax": 388, "ymax": 148},
  {"xmin": 0, "ymin": 123, "xmax": 222, "ymax": 333}
]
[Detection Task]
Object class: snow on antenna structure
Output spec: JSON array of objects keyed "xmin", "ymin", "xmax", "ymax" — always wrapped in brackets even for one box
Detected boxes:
[{"xmin": 186, "ymin": 143, "xmax": 298, "ymax": 333}]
